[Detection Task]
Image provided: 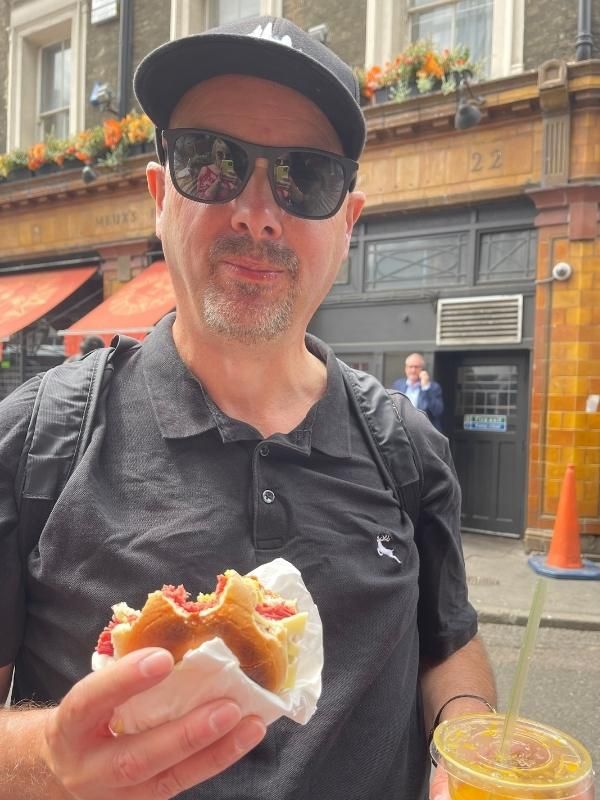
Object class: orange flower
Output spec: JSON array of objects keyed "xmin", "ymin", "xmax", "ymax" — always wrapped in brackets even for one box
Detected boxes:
[
  {"xmin": 103, "ymin": 118, "xmax": 122, "ymax": 150},
  {"xmin": 122, "ymin": 112, "xmax": 154, "ymax": 144},
  {"xmin": 423, "ymin": 53, "xmax": 444, "ymax": 79},
  {"xmin": 27, "ymin": 142, "xmax": 46, "ymax": 171}
]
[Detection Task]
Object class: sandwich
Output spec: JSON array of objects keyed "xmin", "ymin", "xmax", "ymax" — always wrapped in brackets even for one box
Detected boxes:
[{"xmin": 95, "ymin": 569, "xmax": 308, "ymax": 694}]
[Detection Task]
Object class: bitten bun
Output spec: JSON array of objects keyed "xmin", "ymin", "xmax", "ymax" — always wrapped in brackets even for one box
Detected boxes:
[{"xmin": 98, "ymin": 571, "xmax": 307, "ymax": 694}]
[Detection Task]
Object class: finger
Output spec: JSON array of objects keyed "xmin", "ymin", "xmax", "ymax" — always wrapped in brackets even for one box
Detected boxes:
[
  {"xmin": 59, "ymin": 649, "xmax": 174, "ymax": 737},
  {"xmin": 147, "ymin": 716, "xmax": 266, "ymax": 799},
  {"xmin": 429, "ymin": 764, "xmax": 450, "ymax": 800},
  {"xmin": 105, "ymin": 700, "xmax": 243, "ymax": 788}
]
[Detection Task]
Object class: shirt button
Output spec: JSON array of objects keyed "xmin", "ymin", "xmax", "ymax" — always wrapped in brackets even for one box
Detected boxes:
[
  {"xmin": 259, "ymin": 444, "xmax": 270, "ymax": 457},
  {"xmin": 262, "ymin": 489, "xmax": 276, "ymax": 504}
]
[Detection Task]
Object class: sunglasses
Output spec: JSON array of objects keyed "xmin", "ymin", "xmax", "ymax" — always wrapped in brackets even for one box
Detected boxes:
[{"xmin": 161, "ymin": 128, "xmax": 359, "ymax": 220}]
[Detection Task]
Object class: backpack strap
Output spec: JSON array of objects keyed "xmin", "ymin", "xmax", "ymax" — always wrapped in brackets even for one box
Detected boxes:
[
  {"xmin": 338, "ymin": 360, "xmax": 423, "ymax": 528},
  {"xmin": 16, "ymin": 334, "xmax": 140, "ymax": 561}
]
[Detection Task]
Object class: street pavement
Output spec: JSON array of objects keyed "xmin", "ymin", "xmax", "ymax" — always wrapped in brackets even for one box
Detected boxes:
[{"xmin": 462, "ymin": 532, "xmax": 600, "ymax": 630}]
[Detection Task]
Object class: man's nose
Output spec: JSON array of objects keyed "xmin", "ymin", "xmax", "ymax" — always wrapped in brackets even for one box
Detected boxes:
[{"xmin": 230, "ymin": 158, "xmax": 283, "ymax": 240}]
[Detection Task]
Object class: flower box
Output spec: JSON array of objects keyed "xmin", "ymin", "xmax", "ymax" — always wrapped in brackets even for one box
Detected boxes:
[
  {"xmin": 4, "ymin": 166, "xmax": 33, "ymax": 182},
  {"xmin": 355, "ymin": 41, "xmax": 479, "ymax": 106}
]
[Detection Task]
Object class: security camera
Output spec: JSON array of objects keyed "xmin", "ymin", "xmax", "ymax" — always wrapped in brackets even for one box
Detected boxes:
[
  {"xmin": 89, "ymin": 81, "xmax": 118, "ymax": 113},
  {"xmin": 551, "ymin": 262, "xmax": 572, "ymax": 281},
  {"xmin": 308, "ymin": 23, "xmax": 329, "ymax": 44}
]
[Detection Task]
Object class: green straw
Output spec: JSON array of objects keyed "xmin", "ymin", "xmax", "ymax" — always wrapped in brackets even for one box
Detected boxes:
[{"xmin": 498, "ymin": 576, "xmax": 548, "ymax": 760}]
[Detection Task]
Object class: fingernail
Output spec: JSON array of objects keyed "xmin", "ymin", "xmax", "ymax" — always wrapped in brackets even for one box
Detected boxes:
[
  {"xmin": 208, "ymin": 702, "xmax": 241, "ymax": 734},
  {"xmin": 108, "ymin": 717, "xmax": 124, "ymax": 736},
  {"xmin": 139, "ymin": 650, "xmax": 173, "ymax": 678},
  {"xmin": 234, "ymin": 719, "xmax": 265, "ymax": 753}
]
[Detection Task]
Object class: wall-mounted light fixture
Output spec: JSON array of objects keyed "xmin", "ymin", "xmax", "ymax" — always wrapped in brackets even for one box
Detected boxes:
[
  {"xmin": 453, "ymin": 70, "xmax": 485, "ymax": 130},
  {"xmin": 81, "ymin": 164, "xmax": 98, "ymax": 184}
]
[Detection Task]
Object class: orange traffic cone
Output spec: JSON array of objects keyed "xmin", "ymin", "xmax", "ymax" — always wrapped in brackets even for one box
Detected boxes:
[
  {"xmin": 528, "ymin": 464, "xmax": 600, "ymax": 580},
  {"xmin": 545, "ymin": 464, "xmax": 583, "ymax": 569}
]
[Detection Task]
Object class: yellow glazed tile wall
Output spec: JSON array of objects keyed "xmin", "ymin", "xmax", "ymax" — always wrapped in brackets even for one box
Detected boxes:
[{"xmin": 530, "ymin": 233, "xmax": 600, "ymax": 533}]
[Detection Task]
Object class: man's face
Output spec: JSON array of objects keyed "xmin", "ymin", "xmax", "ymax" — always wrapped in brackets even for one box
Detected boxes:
[
  {"xmin": 405, "ymin": 356, "xmax": 425, "ymax": 382},
  {"xmin": 147, "ymin": 75, "xmax": 365, "ymax": 345}
]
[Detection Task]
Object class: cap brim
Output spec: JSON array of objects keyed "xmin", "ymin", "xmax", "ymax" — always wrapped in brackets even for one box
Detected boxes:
[{"xmin": 134, "ymin": 34, "xmax": 365, "ymax": 160}]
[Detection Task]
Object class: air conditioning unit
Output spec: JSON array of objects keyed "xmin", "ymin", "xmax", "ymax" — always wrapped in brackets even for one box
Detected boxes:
[{"xmin": 436, "ymin": 295, "xmax": 523, "ymax": 346}]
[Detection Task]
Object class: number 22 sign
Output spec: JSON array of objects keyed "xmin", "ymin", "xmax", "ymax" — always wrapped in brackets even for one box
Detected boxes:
[{"xmin": 470, "ymin": 150, "xmax": 503, "ymax": 172}]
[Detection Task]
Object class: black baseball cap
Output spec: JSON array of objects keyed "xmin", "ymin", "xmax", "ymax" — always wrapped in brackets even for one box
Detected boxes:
[{"xmin": 133, "ymin": 16, "xmax": 366, "ymax": 162}]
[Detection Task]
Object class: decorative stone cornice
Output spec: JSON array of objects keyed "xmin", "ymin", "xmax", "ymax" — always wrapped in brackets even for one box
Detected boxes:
[
  {"xmin": 363, "ymin": 60, "xmax": 600, "ymax": 146},
  {"xmin": 0, "ymin": 154, "xmax": 150, "ymax": 213},
  {"xmin": 528, "ymin": 183, "xmax": 600, "ymax": 238}
]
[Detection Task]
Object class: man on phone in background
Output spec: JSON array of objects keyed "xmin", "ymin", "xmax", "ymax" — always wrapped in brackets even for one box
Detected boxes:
[{"xmin": 392, "ymin": 352, "xmax": 445, "ymax": 432}]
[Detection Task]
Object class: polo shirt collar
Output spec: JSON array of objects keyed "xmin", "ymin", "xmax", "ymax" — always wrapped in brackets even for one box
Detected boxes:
[
  {"xmin": 143, "ymin": 313, "xmax": 216, "ymax": 439},
  {"xmin": 305, "ymin": 333, "xmax": 351, "ymax": 458},
  {"xmin": 142, "ymin": 314, "xmax": 351, "ymax": 458}
]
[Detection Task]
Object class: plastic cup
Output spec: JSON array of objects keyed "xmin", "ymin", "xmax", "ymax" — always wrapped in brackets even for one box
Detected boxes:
[{"xmin": 431, "ymin": 713, "xmax": 594, "ymax": 799}]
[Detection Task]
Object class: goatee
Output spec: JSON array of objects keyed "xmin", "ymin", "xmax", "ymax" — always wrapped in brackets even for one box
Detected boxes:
[{"xmin": 203, "ymin": 234, "xmax": 300, "ymax": 344}]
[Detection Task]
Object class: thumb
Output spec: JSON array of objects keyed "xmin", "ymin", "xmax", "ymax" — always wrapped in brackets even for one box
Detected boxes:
[
  {"xmin": 430, "ymin": 764, "xmax": 450, "ymax": 800},
  {"xmin": 58, "ymin": 648, "xmax": 174, "ymax": 737}
]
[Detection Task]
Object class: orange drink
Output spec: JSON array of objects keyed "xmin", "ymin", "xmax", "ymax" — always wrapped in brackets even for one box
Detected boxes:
[{"xmin": 432, "ymin": 713, "xmax": 594, "ymax": 799}]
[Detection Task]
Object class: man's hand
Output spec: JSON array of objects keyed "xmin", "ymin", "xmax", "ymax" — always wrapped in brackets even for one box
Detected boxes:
[
  {"xmin": 429, "ymin": 764, "xmax": 450, "ymax": 800},
  {"xmin": 41, "ymin": 647, "xmax": 266, "ymax": 799},
  {"xmin": 419, "ymin": 370, "xmax": 431, "ymax": 389}
]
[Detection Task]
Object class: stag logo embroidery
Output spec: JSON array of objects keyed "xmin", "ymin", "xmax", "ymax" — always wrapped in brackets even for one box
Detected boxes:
[{"xmin": 376, "ymin": 534, "xmax": 402, "ymax": 565}]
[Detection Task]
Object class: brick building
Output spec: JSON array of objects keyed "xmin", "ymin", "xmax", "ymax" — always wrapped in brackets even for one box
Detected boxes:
[{"xmin": 1, "ymin": 0, "xmax": 599, "ymax": 555}]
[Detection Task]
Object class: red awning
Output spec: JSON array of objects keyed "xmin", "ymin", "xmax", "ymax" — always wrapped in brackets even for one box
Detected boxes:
[
  {"xmin": 0, "ymin": 267, "xmax": 97, "ymax": 358},
  {"xmin": 61, "ymin": 260, "xmax": 175, "ymax": 357}
]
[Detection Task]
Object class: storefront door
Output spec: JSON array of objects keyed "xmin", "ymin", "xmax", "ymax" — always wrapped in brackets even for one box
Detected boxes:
[{"xmin": 443, "ymin": 352, "xmax": 529, "ymax": 537}]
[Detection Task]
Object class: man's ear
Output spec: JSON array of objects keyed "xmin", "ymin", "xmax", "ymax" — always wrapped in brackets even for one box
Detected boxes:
[
  {"xmin": 344, "ymin": 189, "xmax": 365, "ymax": 247},
  {"xmin": 146, "ymin": 161, "xmax": 166, "ymax": 239}
]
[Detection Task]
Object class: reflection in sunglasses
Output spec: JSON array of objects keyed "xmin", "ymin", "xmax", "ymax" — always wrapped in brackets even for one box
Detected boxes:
[{"xmin": 164, "ymin": 128, "xmax": 358, "ymax": 220}]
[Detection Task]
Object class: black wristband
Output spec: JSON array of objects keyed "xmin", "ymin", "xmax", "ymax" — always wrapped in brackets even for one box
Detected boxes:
[{"xmin": 428, "ymin": 694, "xmax": 496, "ymax": 766}]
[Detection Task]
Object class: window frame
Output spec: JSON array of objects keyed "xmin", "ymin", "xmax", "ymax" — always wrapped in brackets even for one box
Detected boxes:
[
  {"xmin": 170, "ymin": 0, "xmax": 283, "ymax": 39},
  {"xmin": 38, "ymin": 37, "xmax": 72, "ymax": 141},
  {"xmin": 7, "ymin": 0, "xmax": 86, "ymax": 150},
  {"xmin": 408, "ymin": 0, "xmax": 494, "ymax": 76},
  {"xmin": 365, "ymin": 0, "xmax": 524, "ymax": 80},
  {"xmin": 325, "ymin": 205, "xmax": 536, "ymax": 304}
]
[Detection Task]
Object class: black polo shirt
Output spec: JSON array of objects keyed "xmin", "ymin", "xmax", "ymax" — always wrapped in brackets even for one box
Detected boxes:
[{"xmin": 0, "ymin": 313, "xmax": 477, "ymax": 800}]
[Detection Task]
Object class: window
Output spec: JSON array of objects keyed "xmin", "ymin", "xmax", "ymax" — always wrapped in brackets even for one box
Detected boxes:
[
  {"xmin": 409, "ymin": 0, "xmax": 493, "ymax": 75},
  {"xmin": 171, "ymin": 0, "xmax": 282, "ymax": 38},
  {"xmin": 207, "ymin": 0, "xmax": 260, "ymax": 26},
  {"xmin": 7, "ymin": 0, "xmax": 85, "ymax": 150},
  {"xmin": 456, "ymin": 364, "xmax": 518, "ymax": 430},
  {"xmin": 39, "ymin": 39, "xmax": 71, "ymax": 139},
  {"xmin": 477, "ymin": 229, "xmax": 536, "ymax": 284},
  {"xmin": 365, "ymin": 0, "xmax": 524, "ymax": 81},
  {"xmin": 365, "ymin": 233, "xmax": 468, "ymax": 291}
]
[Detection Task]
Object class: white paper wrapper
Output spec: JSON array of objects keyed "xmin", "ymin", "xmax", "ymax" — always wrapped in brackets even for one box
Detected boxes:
[{"xmin": 91, "ymin": 558, "xmax": 323, "ymax": 734}]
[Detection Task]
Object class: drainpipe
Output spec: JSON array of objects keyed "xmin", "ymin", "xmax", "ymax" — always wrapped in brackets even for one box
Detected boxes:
[
  {"xmin": 117, "ymin": 0, "xmax": 134, "ymax": 117},
  {"xmin": 575, "ymin": 0, "xmax": 593, "ymax": 61}
]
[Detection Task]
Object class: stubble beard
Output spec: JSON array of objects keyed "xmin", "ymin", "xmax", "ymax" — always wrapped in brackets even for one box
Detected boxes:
[{"xmin": 202, "ymin": 234, "xmax": 301, "ymax": 344}]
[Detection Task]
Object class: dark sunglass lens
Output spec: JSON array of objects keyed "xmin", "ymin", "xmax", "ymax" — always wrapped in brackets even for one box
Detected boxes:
[
  {"xmin": 172, "ymin": 133, "xmax": 248, "ymax": 203},
  {"xmin": 284, "ymin": 152, "xmax": 346, "ymax": 217}
]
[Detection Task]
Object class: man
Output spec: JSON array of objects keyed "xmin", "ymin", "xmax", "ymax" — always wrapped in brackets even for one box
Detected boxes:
[
  {"xmin": 64, "ymin": 334, "xmax": 106, "ymax": 362},
  {"xmin": 0, "ymin": 16, "xmax": 495, "ymax": 800},
  {"xmin": 392, "ymin": 352, "xmax": 445, "ymax": 432}
]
